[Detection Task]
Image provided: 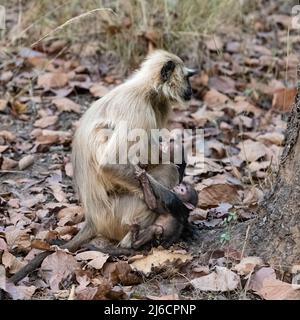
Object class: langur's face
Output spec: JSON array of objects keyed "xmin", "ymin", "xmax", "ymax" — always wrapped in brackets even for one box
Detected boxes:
[
  {"xmin": 182, "ymin": 67, "xmax": 198, "ymax": 101},
  {"xmin": 173, "ymin": 183, "xmax": 189, "ymax": 198},
  {"xmin": 160, "ymin": 59, "xmax": 197, "ymax": 103},
  {"xmin": 173, "ymin": 183, "xmax": 198, "ymax": 209}
]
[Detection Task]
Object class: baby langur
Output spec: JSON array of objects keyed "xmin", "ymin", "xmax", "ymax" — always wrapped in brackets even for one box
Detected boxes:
[{"xmin": 132, "ymin": 168, "xmax": 198, "ymax": 249}]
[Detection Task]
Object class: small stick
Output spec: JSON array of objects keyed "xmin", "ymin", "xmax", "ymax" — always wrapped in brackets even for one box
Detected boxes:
[
  {"xmin": 9, "ymin": 251, "xmax": 52, "ymax": 284},
  {"xmin": 0, "ymin": 170, "xmax": 26, "ymax": 174}
]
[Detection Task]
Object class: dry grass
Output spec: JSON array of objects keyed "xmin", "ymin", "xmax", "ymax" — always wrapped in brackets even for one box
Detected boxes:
[{"xmin": 2, "ymin": 0, "xmax": 251, "ymax": 70}]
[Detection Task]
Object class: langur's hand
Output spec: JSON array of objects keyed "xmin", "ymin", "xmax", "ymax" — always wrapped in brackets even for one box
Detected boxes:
[
  {"xmin": 132, "ymin": 224, "xmax": 164, "ymax": 249},
  {"xmin": 134, "ymin": 165, "xmax": 158, "ymax": 210}
]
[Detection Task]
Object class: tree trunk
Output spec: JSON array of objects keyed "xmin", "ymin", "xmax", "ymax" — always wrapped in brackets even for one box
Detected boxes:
[
  {"xmin": 195, "ymin": 73, "xmax": 300, "ymax": 272},
  {"xmin": 246, "ymin": 81, "xmax": 300, "ymax": 270}
]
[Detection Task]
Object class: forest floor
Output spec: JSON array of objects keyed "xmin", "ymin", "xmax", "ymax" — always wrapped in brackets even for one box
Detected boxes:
[{"xmin": 1, "ymin": 3, "xmax": 300, "ymax": 300}]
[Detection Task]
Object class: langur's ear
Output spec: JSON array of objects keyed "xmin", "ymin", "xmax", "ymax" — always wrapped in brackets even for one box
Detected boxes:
[{"xmin": 161, "ymin": 60, "xmax": 176, "ymax": 82}]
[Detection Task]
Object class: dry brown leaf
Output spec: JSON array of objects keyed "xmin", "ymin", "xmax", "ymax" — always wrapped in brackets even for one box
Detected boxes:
[
  {"xmin": 233, "ymin": 256, "xmax": 264, "ymax": 276},
  {"xmin": 30, "ymin": 239, "xmax": 52, "ymax": 251},
  {"xmin": 50, "ymin": 185, "xmax": 67, "ymax": 203},
  {"xmin": 20, "ymin": 196, "xmax": 40, "ymax": 208},
  {"xmin": 90, "ymin": 276, "xmax": 114, "ymax": 299},
  {"xmin": 18, "ymin": 155, "xmax": 34, "ymax": 170},
  {"xmin": 52, "ymin": 97, "xmax": 81, "ymax": 113},
  {"xmin": 47, "ymin": 40, "xmax": 68, "ymax": 53},
  {"xmin": 76, "ymin": 251, "xmax": 109, "ymax": 270},
  {"xmin": 2, "ymin": 251, "xmax": 26, "ymax": 274},
  {"xmin": 226, "ymin": 41, "xmax": 240, "ymax": 53},
  {"xmin": 207, "ymin": 140, "xmax": 225, "ymax": 158},
  {"xmin": 231, "ymin": 99, "xmax": 262, "ymax": 116},
  {"xmin": 54, "ymin": 226, "xmax": 78, "ymax": 239},
  {"xmin": 5, "ymin": 282, "xmax": 36, "ymax": 300},
  {"xmin": 0, "ymin": 238, "xmax": 8, "ymax": 251},
  {"xmin": 203, "ymin": 89, "xmax": 229, "ymax": 108},
  {"xmin": 65, "ymin": 162, "xmax": 73, "ymax": 177},
  {"xmin": 130, "ymin": 248, "xmax": 192, "ymax": 275},
  {"xmin": 209, "ymin": 202, "xmax": 233, "ymax": 219},
  {"xmin": 34, "ymin": 134, "xmax": 59, "ymax": 146},
  {"xmin": 5, "ymin": 227, "xmax": 31, "ymax": 252},
  {"xmin": 186, "ymin": 158, "xmax": 224, "ymax": 176},
  {"xmin": 0, "ymin": 265, "xmax": 6, "ymax": 290},
  {"xmin": 103, "ymin": 261, "xmax": 141, "ymax": 285},
  {"xmin": 291, "ymin": 265, "xmax": 300, "ymax": 274},
  {"xmin": 57, "ymin": 206, "xmax": 84, "ymax": 226},
  {"xmin": 233, "ymin": 115, "xmax": 253, "ymax": 129},
  {"xmin": 257, "ymin": 278, "xmax": 300, "ymax": 300},
  {"xmin": 37, "ymin": 72, "xmax": 69, "ymax": 89},
  {"xmin": 198, "ymin": 184, "xmax": 239, "ymax": 208},
  {"xmin": 34, "ymin": 115, "xmax": 58, "ymax": 129},
  {"xmin": 26, "ymin": 56, "xmax": 49, "ymax": 69},
  {"xmin": 42, "ymin": 129, "xmax": 72, "ymax": 141},
  {"xmin": 265, "ymin": 144, "xmax": 283, "ymax": 163},
  {"xmin": 190, "ymin": 266, "xmax": 240, "ymax": 291},
  {"xmin": 90, "ymin": 83, "xmax": 110, "ymax": 97},
  {"xmin": 0, "ymin": 71, "xmax": 13, "ymax": 82},
  {"xmin": 244, "ymin": 58, "xmax": 259, "ymax": 67},
  {"xmin": 75, "ymin": 286, "xmax": 98, "ymax": 300},
  {"xmin": 0, "ymin": 145, "xmax": 8, "ymax": 153},
  {"xmin": 237, "ymin": 140, "xmax": 267, "ymax": 162},
  {"xmin": 192, "ymin": 265, "xmax": 210, "ymax": 276},
  {"xmin": 257, "ymin": 132, "xmax": 284, "ymax": 146},
  {"xmin": 32, "ymin": 129, "xmax": 71, "ymax": 146},
  {"xmin": 248, "ymin": 161, "xmax": 270, "ymax": 173},
  {"xmin": 12, "ymin": 100, "xmax": 27, "ymax": 114},
  {"xmin": 75, "ymin": 251, "xmax": 107, "ymax": 261},
  {"xmin": 204, "ymin": 36, "xmax": 223, "ymax": 51},
  {"xmin": 1, "ymin": 157, "xmax": 18, "ymax": 170},
  {"xmin": 283, "ymin": 54, "xmax": 298, "ymax": 70},
  {"xmin": 242, "ymin": 187, "xmax": 264, "ymax": 205},
  {"xmin": 209, "ymin": 76, "xmax": 236, "ymax": 94},
  {"xmin": 248, "ymin": 267, "xmax": 276, "ymax": 292},
  {"xmin": 147, "ymin": 294, "xmax": 179, "ymax": 300},
  {"xmin": 248, "ymin": 78, "xmax": 282, "ymax": 96},
  {"xmin": 272, "ymin": 88, "xmax": 296, "ymax": 112},
  {"xmin": 0, "ymin": 99, "xmax": 8, "ymax": 111},
  {"xmin": 0, "ymin": 130, "xmax": 16, "ymax": 142},
  {"xmin": 47, "ymin": 172, "xmax": 67, "ymax": 203},
  {"xmin": 271, "ymin": 14, "xmax": 292, "ymax": 28},
  {"xmin": 41, "ymin": 251, "xmax": 79, "ymax": 291},
  {"xmin": 252, "ymin": 45, "xmax": 272, "ymax": 56},
  {"xmin": 189, "ymin": 208, "xmax": 208, "ymax": 222},
  {"xmin": 191, "ymin": 106, "xmax": 224, "ymax": 126}
]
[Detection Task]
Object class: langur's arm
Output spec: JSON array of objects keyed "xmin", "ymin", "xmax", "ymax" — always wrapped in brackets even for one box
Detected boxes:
[
  {"xmin": 133, "ymin": 166, "xmax": 190, "ymax": 226},
  {"xmin": 146, "ymin": 174, "xmax": 190, "ymax": 223},
  {"xmin": 134, "ymin": 165, "xmax": 157, "ymax": 210},
  {"xmin": 101, "ymin": 163, "xmax": 181, "ymax": 210}
]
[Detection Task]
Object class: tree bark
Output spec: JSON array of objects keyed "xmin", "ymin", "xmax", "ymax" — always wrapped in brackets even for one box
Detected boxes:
[
  {"xmin": 195, "ymin": 71, "xmax": 300, "ymax": 272},
  {"xmin": 246, "ymin": 79, "xmax": 300, "ymax": 270}
]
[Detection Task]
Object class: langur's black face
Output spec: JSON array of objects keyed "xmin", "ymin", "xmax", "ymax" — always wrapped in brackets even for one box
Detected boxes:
[
  {"xmin": 160, "ymin": 59, "xmax": 197, "ymax": 103},
  {"xmin": 173, "ymin": 183, "xmax": 198, "ymax": 207}
]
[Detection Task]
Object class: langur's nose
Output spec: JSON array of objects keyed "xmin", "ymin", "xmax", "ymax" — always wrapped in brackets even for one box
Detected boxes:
[{"xmin": 186, "ymin": 68, "xmax": 198, "ymax": 78}]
